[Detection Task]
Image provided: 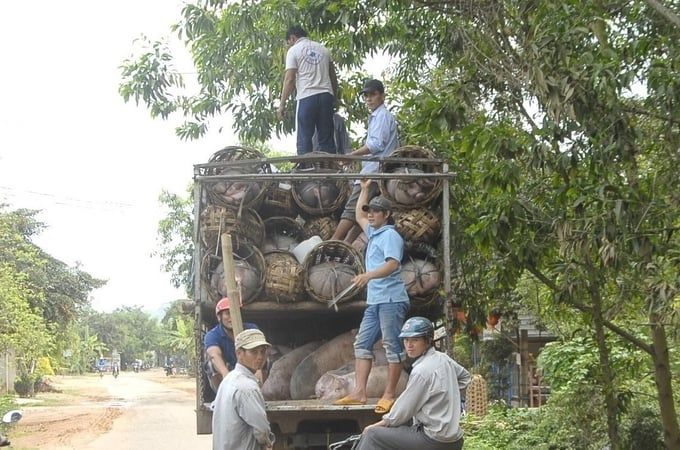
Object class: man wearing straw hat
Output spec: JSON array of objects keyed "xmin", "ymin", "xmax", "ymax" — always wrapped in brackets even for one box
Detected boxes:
[{"xmin": 212, "ymin": 329, "xmax": 275, "ymax": 450}]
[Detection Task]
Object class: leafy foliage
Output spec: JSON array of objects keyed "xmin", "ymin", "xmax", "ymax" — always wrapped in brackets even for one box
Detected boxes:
[
  {"xmin": 88, "ymin": 306, "xmax": 161, "ymax": 367},
  {"xmin": 159, "ymin": 300, "xmax": 196, "ymax": 372},
  {"xmin": 121, "ymin": 0, "xmax": 680, "ymax": 445},
  {"xmin": 155, "ymin": 188, "xmax": 194, "ymax": 293}
]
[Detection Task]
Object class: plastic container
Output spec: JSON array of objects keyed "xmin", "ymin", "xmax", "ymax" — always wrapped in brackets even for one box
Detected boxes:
[{"xmin": 292, "ymin": 235, "xmax": 322, "ymax": 264}]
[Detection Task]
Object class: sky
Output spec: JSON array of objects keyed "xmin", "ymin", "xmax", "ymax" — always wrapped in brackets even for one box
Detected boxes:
[{"xmin": 0, "ymin": 1, "xmax": 241, "ymax": 314}]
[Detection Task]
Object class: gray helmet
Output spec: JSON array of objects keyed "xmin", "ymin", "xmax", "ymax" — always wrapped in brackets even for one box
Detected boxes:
[{"xmin": 398, "ymin": 316, "xmax": 434, "ymax": 339}]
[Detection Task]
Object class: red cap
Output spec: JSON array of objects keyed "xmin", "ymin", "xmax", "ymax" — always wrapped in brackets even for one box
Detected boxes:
[{"xmin": 215, "ymin": 297, "xmax": 231, "ymax": 316}]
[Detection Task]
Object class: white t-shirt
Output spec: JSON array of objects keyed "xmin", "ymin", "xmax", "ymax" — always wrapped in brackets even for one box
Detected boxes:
[{"xmin": 285, "ymin": 37, "xmax": 334, "ymax": 100}]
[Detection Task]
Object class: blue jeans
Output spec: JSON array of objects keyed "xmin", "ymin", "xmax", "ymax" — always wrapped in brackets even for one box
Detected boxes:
[
  {"xmin": 354, "ymin": 302, "xmax": 409, "ymax": 363},
  {"xmin": 296, "ymin": 92, "xmax": 336, "ymax": 155}
]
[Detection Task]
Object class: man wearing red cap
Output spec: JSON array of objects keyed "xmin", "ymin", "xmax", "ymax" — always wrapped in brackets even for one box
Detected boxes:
[{"xmin": 204, "ymin": 297, "xmax": 259, "ymax": 392}]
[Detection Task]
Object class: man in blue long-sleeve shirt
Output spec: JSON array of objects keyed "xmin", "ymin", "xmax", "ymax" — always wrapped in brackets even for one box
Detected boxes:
[{"xmin": 332, "ymin": 79, "xmax": 399, "ymax": 242}]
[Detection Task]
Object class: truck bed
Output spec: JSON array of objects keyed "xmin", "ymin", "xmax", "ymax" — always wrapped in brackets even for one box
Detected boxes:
[{"xmin": 202, "ymin": 399, "xmax": 380, "ymax": 448}]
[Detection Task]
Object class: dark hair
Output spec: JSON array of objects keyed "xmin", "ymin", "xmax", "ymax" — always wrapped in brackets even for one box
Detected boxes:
[{"xmin": 286, "ymin": 26, "xmax": 308, "ymax": 40}]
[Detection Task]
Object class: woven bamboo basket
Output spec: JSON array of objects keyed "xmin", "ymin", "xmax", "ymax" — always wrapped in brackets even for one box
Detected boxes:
[
  {"xmin": 291, "ymin": 152, "xmax": 349, "ymax": 215},
  {"xmin": 262, "ymin": 217, "xmax": 305, "ymax": 254},
  {"xmin": 302, "ymin": 240, "xmax": 365, "ymax": 305},
  {"xmin": 263, "ymin": 251, "xmax": 303, "ymax": 303},
  {"xmin": 350, "ymin": 232, "xmax": 368, "ymax": 254},
  {"xmin": 204, "ymin": 146, "xmax": 272, "ymax": 210},
  {"xmin": 400, "ymin": 242, "xmax": 441, "ymax": 308},
  {"xmin": 465, "ymin": 374, "xmax": 488, "ymax": 416},
  {"xmin": 394, "ymin": 208, "xmax": 441, "ymax": 245},
  {"xmin": 302, "ymin": 216, "xmax": 338, "ymax": 241},
  {"xmin": 200, "ymin": 205, "xmax": 265, "ymax": 249},
  {"xmin": 379, "ymin": 145, "xmax": 442, "ymax": 210},
  {"xmin": 200, "ymin": 241, "xmax": 266, "ymax": 304},
  {"xmin": 259, "ymin": 181, "xmax": 297, "ymax": 218}
]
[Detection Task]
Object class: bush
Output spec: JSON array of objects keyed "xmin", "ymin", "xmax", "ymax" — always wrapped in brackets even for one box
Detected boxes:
[
  {"xmin": 462, "ymin": 395, "xmax": 609, "ymax": 450},
  {"xmin": 0, "ymin": 395, "xmax": 18, "ymax": 435},
  {"xmin": 621, "ymin": 403, "xmax": 664, "ymax": 450},
  {"xmin": 14, "ymin": 374, "xmax": 38, "ymax": 397},
  {"xmin": 36, "ymin": 357, "xmax": 55, "ymax": 377}
]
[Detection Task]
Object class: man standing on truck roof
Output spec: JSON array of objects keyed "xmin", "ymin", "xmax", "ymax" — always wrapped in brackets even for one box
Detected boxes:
[
  {"xmin": 312, "ymin": 112, "xmax": 352, "ymax": 154},
  {"xmin": 355, "ymin": 317, "xmax": 471, "ymax": 450},
  {"xmin": 204, "ymin": 297, "xmax": 259, "ymax": 392},
  {"xmin": 334, "ymin": 184, "xmax": 409, "ymax": 416},
  {"xmin": 212, "ymin": 329, "xmax": 275, "ymax": 450},
  {"xmin": 277, "ymin": 25, "xmax": 338, "ymax": 155},
  {"xmin": 331, "ymin": 79, "xmax": 399, "ymax": 242}
]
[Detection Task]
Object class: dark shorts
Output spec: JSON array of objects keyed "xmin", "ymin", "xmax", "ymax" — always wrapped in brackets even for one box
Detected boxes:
[{"xmin": 340, "ymin": 182, "xmax": 379, "ymax": 221}]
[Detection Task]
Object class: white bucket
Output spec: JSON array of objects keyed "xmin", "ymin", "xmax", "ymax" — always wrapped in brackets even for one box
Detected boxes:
[{"xmin": 292, "ymin": 235, "xmax": 322, "ymax": 264}]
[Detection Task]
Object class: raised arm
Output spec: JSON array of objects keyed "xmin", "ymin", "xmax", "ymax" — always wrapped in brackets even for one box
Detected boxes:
[{"xmin": 354, "ymin": 179, "xmax": 372, "ymax": 232}]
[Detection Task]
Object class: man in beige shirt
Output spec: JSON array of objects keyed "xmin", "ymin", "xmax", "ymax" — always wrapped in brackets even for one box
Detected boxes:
[
  {"xmin": 355, "ymin": 317, "xmax": 471, "ymax": 450},
  {"xmin": 212, "ymin": 329, "xmax": 275, "ymax": 450}
]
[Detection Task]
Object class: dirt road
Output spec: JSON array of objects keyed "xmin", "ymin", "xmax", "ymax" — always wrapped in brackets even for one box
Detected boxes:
[{"xmin": 10, "ymin": 369, "xmax": 211, "ymax": 450}]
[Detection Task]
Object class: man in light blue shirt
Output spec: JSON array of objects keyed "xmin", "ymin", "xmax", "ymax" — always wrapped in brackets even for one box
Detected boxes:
[
  {"xmin": 333, "ymin": 182, "xmax": 409, "ymax": 416},
  {"xmin": 331, "ymin": 79, "xmax": 399, "ymax": 241}
]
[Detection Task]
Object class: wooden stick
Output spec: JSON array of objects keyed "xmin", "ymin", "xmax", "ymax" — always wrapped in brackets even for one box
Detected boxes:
[{"xmin": 220, "ymin": 232, "xmax": 244, "ymax": 336}]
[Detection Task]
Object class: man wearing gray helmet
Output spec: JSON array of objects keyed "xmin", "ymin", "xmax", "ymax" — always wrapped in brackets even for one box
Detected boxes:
[{"xmin": 355, "ymin": 317, "xmax": 471, "ymax": 450}]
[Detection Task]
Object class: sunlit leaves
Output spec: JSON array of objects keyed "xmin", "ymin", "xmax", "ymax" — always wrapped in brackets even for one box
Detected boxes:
[{"xmin": 119, "ymin": 36, "xmax": 183, "ymax": 120}]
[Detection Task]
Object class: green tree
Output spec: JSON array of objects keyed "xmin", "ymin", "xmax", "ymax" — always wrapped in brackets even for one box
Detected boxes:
[
  {"xmin": 0, "ymin": 205, "xmax": 105, "ymax": 386},
  {"xmin": 155, "ymin": 188, "xmax": 194, "ymax": 293},
  {"xmin": 120, "ymin": 2, "xmax": 680, "ymax": 447},
  {"xmin": 159, "ymin": 300, "xmax": 196, "ymax": 373},
  {"xmin": 88, "ymin": 306, "xmax": 161, "ymax": 367}
]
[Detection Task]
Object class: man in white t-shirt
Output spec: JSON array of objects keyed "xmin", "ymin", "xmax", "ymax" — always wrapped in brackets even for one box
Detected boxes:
[{"xmin": 277, "ymin": 25, "xmax": 338, "ymax": 155}]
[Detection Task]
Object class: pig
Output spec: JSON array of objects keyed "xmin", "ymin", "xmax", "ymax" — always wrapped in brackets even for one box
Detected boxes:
[
  {"xmin": 262, "ymin": 233, "xmax": 300, "ymax": 254},
  {"xmin": 315, "ymin": 365, "xmax": 409, "ymax": 401},
  {"xmin": 211, "ymin": 260, "xmax": 261, "ymax": 303},
  {"xmin": 401, "ymin": 258, "xmax": 441, "ymax": 297},
  {"xmin": 386, "ymin": 167, "xmax": 436, "ymax": 206},
  {"xmin": 262, "ymin": 341, "xmax": 322, "ymax": 401},
  {"xmin": 297, "ymin": 181, "xmax": 340, "ymax": 210},
  {"xmin": 211, "ymin": 169, "xmax": 262, "ymax": 207},
  {"xmin": 351, "ymin": 232, "xmax": 368, "ymax": 254},
  {"xmin": 307, "ymin": 262, "xmax": 357, "ymax": 301},
  {"xmin": 290, "ymin": 330, "xmax": 357, "ymax": 400}
]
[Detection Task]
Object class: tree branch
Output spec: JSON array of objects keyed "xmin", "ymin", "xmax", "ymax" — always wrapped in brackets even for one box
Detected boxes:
[
  {"xmin": 525, "ymin": 263, "xmax": 654, "ymax": 355},
  {"xmin": 623, "ymin": 106, "xmax": 680, "ymax": 126},
  {"xmin": 645, "ymin": 0, "xmax": 680, "ymax": 28}
]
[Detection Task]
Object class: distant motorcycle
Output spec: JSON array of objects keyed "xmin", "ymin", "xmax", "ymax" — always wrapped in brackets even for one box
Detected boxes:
[
  {"xmin": 164, "ymin": 365, "xmax": 173, "ymax": 376},
  {"xmin": 0, "ymin": 410, "xmax": 23, "ymax": 447}
]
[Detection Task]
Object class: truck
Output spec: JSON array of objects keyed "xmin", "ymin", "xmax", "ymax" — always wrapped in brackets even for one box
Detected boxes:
[{"xmin": 192, "ymin": 149, "xmax": 455, "ymax": 449}]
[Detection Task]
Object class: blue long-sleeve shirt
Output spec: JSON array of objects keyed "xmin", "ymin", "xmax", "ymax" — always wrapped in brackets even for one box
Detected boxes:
[{"xmin": 361, "ymin": 104, "xmax": 399, "ymax": 174}]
